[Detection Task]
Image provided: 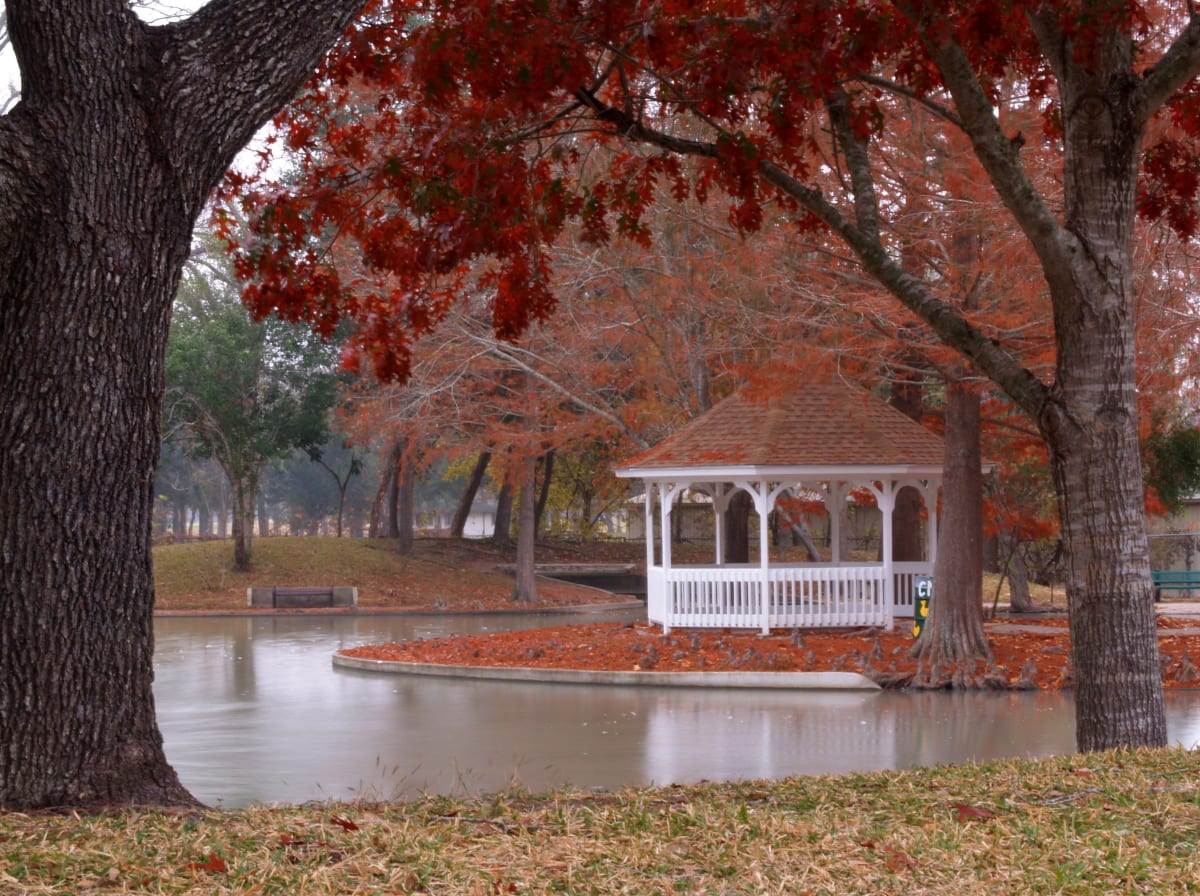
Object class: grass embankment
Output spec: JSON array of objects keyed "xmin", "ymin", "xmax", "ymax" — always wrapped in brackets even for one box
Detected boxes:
[
  {"xmin": 3, "ymin": 749, "xmax": 1199, "ymax": 894},
  {"xmin": 154, "ymin": 535, "xmax": 1060, "ymax": 615},
  {"xmin": 152, "ymin": 537, "xmax": 630, "ymax": 613}
]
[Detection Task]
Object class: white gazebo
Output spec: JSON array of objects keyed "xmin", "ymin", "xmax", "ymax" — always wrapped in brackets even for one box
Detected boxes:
[{"xmin": 615, "ymin": 381, "xmax": 947, "ymax": 633}]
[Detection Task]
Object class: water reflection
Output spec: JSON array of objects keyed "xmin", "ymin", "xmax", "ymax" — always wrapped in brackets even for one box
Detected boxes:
[{"xmin": 153, "ymin": 613, "xmax": 1200, "ymax": 807}]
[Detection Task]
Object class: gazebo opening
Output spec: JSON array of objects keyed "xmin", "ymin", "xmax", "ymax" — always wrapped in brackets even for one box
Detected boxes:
[{"xmin": 616, "ymin": 381, "xmax": 946, "ymax": 633}]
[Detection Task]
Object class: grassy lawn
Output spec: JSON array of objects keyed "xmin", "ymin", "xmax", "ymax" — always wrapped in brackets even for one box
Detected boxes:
[
  {"xmin": 3, "ymin": 748, "xmax": 1198, "ymax": 893},
  {"xmin": 152, "ymin": 537, "xmax": 633, "ymax": 612},
  {"xmin": 154, "ymin": 535, "xmax": 1064, "ymax": 615}
]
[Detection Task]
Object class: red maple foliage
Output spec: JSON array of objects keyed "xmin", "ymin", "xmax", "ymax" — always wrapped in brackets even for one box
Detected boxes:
[
  {"xmin": 221, "ymin": 0, "xmax": 1200, "ymax": 554},
  {"xmin": 220, "ymin": 0, "xmax": 1200, "ymax": 749},
  {"xmin": 222, "ymin": 2, "xmax": 1200, "ymax": 381}
]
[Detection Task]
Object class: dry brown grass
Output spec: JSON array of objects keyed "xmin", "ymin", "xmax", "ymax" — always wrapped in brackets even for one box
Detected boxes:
[
  {"xmin": 3, "ymin": 748, "xmax": 1200, "ymax": 894},
  {"xmin": 152, "ymin": 537, "xmax": 634, "ymax": 613}
]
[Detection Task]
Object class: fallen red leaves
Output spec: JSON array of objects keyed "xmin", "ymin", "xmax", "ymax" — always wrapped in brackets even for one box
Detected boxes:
[
  {"xmin": 950, "ymin": 801, "xmax": 996, "ymax": 822},
  {"xmin": 185, "ymin": 853, "xmax": 227, "ymax": 874},
  {"xmin": 330, "ymin": 815, "xmax": 359, "ymax": 832},
  {"xmin": 341, "ymin": 618, "xmax": 1200, "ymax": 690}
]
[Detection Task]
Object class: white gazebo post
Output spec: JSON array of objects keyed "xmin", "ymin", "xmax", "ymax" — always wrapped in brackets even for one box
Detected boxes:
[
  {"xmin": 658, "ymin": 482, "xmax": 691, "ymax": 633},
  {"xmin": 750, "ymin": 481, "xmax": 771, "ymax": 634},
  {"xmin": 712, "ymin": 483, "xmax": 729, "ymax": 566},
  {"xmin": 869, "ymin": 481, "xmax": 898, "ymax": 628},
  {"xmin": 660, "ymin": 481, "xmax": 674, "ymax": 633},
  {"xmin": 643, "ymin": 482, "xmax": 655, "ymax": 572},
  {"xmin": 760, "ymin": 485, "xmax": 770, "ymax": 634},
  {"xmin": 660, "ymin": 484, "xmax": 674, "ymax": 561},
  {"xmin": 827, "ymin": 481, "xmax": 846, "ymax": 565},
  {"xmin": 729, "ymin": 479, "xmax": 773, "ymax": 634}
]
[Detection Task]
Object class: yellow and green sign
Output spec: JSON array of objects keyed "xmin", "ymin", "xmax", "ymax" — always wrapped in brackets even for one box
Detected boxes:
[{"xmin": 912, "ymin": 576, "xmax": 932, "ymax": 638}]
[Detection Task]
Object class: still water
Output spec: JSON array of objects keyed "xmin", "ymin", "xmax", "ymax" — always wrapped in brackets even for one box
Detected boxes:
[{"xmin": 153, "ymin": 611, "xmax": 1200, "ymax": 807}]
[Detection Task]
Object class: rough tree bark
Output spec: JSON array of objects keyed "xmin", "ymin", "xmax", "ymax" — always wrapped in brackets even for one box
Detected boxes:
[
  {"xmin": 365, "ymin": 442, "xmax": 396, "ymax": 538},
  {"xmin": 534, "ymin": 450, "xmax": 555, "ymax": 535},
  {"xmin": 512, "ymin": 452, "xmax": 538, "ymax": 602},
  {"xmin": 0, "ymin": 0, "xmax": 366, "ymax": 810},
  {"xmin": 911, "ymin": 378, "xmax": 991, "ymax": 684},
  {"xmin": 450, "ymin": 451, "xmax": 491, "ymax": 538},
  {"xmin": 384, "ymin": 439, "xmax": 403, "ymax": 539},
  {"xmin": 230, "ymin": 470, "xmax": 258, "ymax": 571},
  {"xmin": 785, "ymin": 520, "xmax": 823, "ymax": 563},
  {"xmin": 1000, "ymin": 533, "xmax": 1042, "ymax": 614},
  {"xmin": 396, "ymin": 451, "xmax": 416, "ymax": 555},
  {"xmin": 492, "ymin": 475, "xmax": 515, "ymax": 548},
  {"xmin": 889, "ymin": 366, "xmax": 927, "ymax": 564},
  {"xmin": 724, "ymin": 490, "xmax": 753, "ymax": 564}
]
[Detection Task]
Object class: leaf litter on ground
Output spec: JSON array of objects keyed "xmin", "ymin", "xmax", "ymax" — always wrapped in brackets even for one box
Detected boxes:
[{"xmin": 3, "ymin": 748, "xmax": 1200, "ymax": 894}]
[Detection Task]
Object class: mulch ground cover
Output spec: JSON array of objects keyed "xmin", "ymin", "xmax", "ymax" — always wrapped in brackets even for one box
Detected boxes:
[{"xmin": 341, "ymin": 616, "xmax": 1200, "ymax": 691}]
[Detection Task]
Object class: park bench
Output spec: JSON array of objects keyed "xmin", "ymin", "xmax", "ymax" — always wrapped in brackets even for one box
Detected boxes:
[
  {"xmin": 1151, "ymin": 569, "xmax": 1200, "ymax": 602},
  {"xmin": 246, "ymin": 585, "xmax": 358, "ymax": 609}
]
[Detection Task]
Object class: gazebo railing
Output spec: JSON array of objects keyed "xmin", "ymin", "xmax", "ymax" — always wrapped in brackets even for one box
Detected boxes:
[
  {"xmin": 664, "ymin": 566, "xmax": 764, "ymax": 629},
  {"xmin": 650, "ymin": 563, "xmax": 902, "ymax": 632},
  {"xmin": 892, "ymin": 561, "xmax": 932, "ymax": 618},
  {"xmin": 768, "ymin": 565, "xmax": 888, "ymax": 628}
]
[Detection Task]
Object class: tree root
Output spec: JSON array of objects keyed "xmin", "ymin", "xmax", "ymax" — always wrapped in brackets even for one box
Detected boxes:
[{"xmin": 904, "ymin": 657, "xmax": 1009, "ymax": 691}]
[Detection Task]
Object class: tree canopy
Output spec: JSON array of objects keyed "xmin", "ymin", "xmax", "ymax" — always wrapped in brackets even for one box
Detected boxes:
[
  {"xmin": 228, "ymin": 0, "xmax": 1200, "ymax": 752},
  {"xmin": 166, "ymin": 235, "xmax": 341, "ymax": 568}
]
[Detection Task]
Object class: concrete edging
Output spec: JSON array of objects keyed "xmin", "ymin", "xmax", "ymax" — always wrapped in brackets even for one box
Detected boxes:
[{"xmin": 332, "ymin": 653, "xmax": 881, "ymax": 690}]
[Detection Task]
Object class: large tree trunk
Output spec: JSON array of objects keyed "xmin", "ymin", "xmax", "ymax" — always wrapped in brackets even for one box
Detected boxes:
[
  {"xmin": 230, "ymin": 473, "xmax": 257, "ymax": 572},
  {"xmin": 889, "ymin": 366, "xmax": 926, "ymax": 563},
  {"xmin": 911, "ymin": 379, "xmax": 990, "ymax": 684},
  {"xmin": 492, "ymin": 474, "xmax": 515, "ymax": 548},
  {"xmin": 512, "ymin": 452, "xmax": 538, "ymax": 602},
  {"xmin": 396, "ymin": 451, "xmax": 416, "ymax": 555},
  {"xmin": 1049, "ymin": 326, "xmax": 1164, "ymax": 750},
  {"xmin": 724, "ymin": 490, "xmax": 753, "ymax": 564},
  {"xmin": 1036, "ymin": 42, "xmax": 1165, "ymax": 751},
  {"xmin": 1001, "ymin": 533, "xmax": 1040, "ymax": 614},
  {"xmin": 0, "ymin": 0, "xmax": 366, "ymax": 810},
  {"xmin": 924, "ymin": 16, "xmax": 1165, "ymax": 749},
  {"xmin": 384, "ymin": 439, "xmax": 403, "ymax": 539},
  {"xmin": 534, "ymin": 450, "xmax": 555, "ymax": 535},
  {"xmin": 788, "ymin": 521, "xmax": 823, "ymax": 563},
  {"xmin": 450, "ymin": 450, "xmax": 491, "ymax": 538}
]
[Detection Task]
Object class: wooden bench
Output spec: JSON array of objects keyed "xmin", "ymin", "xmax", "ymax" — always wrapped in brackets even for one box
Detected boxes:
[
  {"xmin": 1151, "ymin": 569, "xmax": 1200, "ymax": 602},
  {"xmin": 246, "ymin": 586, "xmax": 358, "ymax": 609}
]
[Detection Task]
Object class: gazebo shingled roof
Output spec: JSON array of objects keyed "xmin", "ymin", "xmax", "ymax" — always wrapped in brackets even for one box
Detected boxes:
[
  {"xmin": 618, "ymin": 380, "xmax": 946, "ymax": 472},
  {"xmin": 615, "ymin": 379, "xmax": 949, "ymax": 633}
]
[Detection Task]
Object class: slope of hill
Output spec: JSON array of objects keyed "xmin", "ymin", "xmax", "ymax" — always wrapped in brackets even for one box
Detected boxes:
[{"xmin": 152, "ymin": 536, "xmax": 640, "ymax": 612}]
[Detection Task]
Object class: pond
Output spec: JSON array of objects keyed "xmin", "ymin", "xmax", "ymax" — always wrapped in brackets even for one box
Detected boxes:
[{"xmin": 153, "ymin": 611, "xmax": 1200, "ymax": 807}]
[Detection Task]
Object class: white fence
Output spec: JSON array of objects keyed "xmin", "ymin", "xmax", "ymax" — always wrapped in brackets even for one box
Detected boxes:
[
  {"xmin": 891, "ymin": 561, "xmax": 931, "ymax": 618},
  {"xmin": 767, "ymin": 565, "xmax": 888, "ymax": 628},
  {"xmin": 648, "ymin": 563, "xmax": 931, "ymax": 632}
]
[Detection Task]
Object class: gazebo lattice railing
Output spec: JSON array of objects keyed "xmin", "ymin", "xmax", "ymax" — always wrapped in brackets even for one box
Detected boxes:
[{"xmin": 634, "ymin": 476, "xmax": 938, "ymax": 634}]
